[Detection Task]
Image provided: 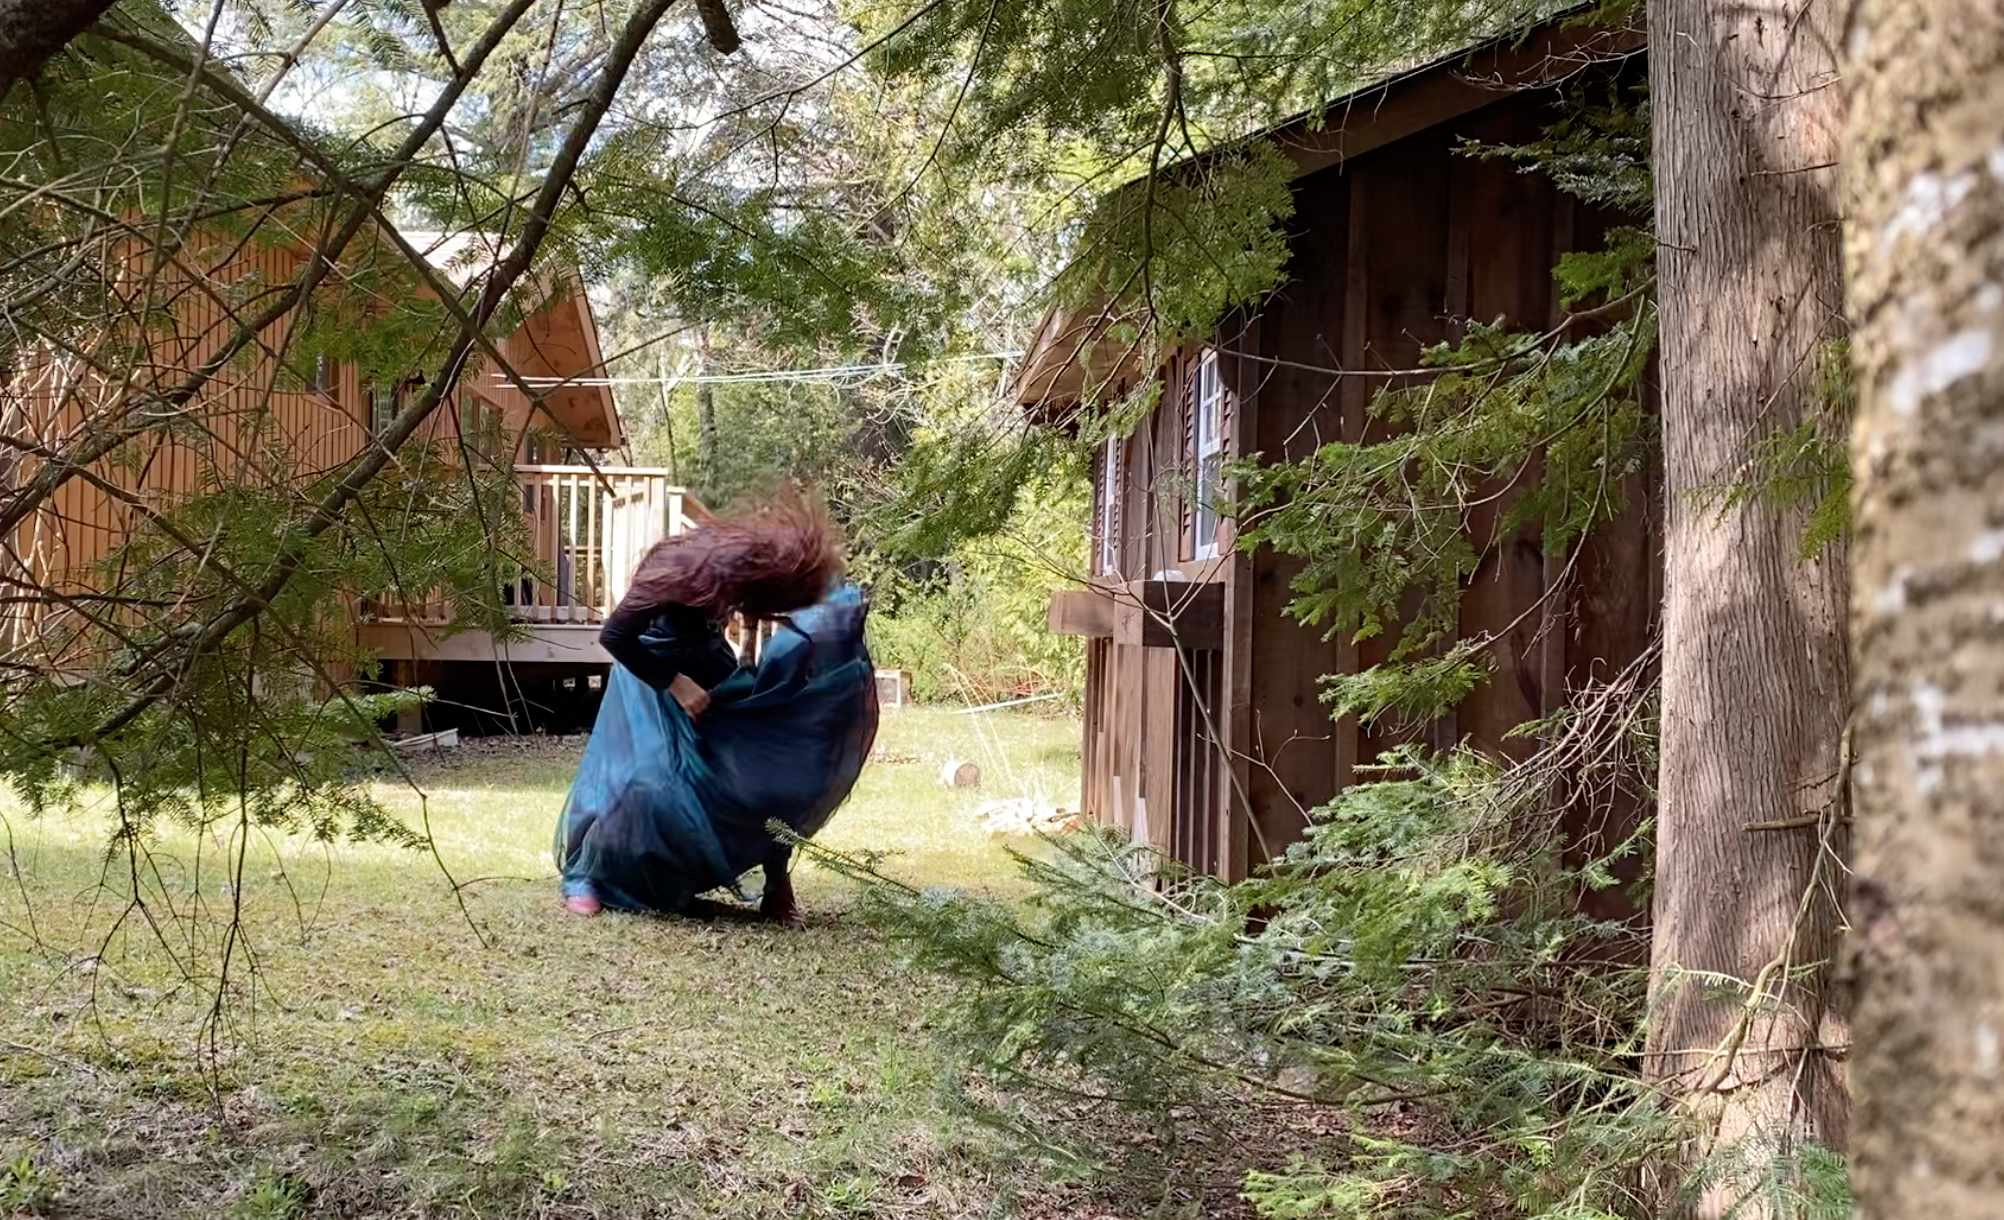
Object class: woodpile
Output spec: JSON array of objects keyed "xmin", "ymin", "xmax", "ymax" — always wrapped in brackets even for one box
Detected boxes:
[{"xmin": 976, "ymin": 798, "xmax": 1083, "ymax": 839}]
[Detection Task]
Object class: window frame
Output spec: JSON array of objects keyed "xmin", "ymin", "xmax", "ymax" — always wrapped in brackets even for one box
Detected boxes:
[
  {"xmin": 458, "ymin": 392, "xmax": 505, "ymax": 461},
  {"xmin": 1193, "ymin": 349, "xmax": 1225, "ymax": 560},
  {"xmin": 365, "ymin": 380, "xmax": 396, "ymax": 437}
]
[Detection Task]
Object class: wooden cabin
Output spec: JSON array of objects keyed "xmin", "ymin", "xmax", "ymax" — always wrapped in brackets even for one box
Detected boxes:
[
  {"xmin": 0, "ymin": 221, "xmax": 704, "ymax": 733},
  {"xmin": 1023, "ymin": 19, "xmax": 1658, "ymax": 880}
]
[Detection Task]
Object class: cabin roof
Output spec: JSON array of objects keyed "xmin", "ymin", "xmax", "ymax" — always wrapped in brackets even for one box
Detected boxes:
[
  {"xmin": 405, "ymin": 230, "xmax": 507, "ymax": 287},
  {"xmin": 1009, "ymin": 11, "xmax": 1642, "ymax": 413},
  {"xmin": 400, "ymin": 229, "xmax": 624, "ymax": 450}
]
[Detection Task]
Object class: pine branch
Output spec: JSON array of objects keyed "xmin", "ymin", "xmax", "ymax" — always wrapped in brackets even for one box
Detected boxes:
[
  {"xmin": 95, "ymin": 21, "xmax": 637, "ymax": 504},
  {"xmin": 0, "ymin": 0, "xmax": 541, "ymax": 548},
  {"xmin": 65, "ymin": 0, "xmax": 688, "ymax": 747}
]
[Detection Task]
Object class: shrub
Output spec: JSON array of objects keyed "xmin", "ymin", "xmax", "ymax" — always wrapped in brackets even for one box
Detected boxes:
[{"xmin": 867, "ymin": 470, "xmax": 1087, "ymax": 706}]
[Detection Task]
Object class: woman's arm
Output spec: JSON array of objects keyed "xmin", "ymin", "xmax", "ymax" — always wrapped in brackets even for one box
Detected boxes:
[
  {"xmin": 598, "ymin": 599, "xmax": 686, "ymax": 690},
  {"xmin": 600, "ymin": 600, "xmax": 733, "ymax": 721},
  {"xmin": 666, "ymin": 674, "xmax": 710, "ymax": 718}
]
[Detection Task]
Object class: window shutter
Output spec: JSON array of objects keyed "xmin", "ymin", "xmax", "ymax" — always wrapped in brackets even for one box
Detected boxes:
[
  {"xmin": 1110, "ymin": 436, "xmax": 1124, "ymax": 579},
  {"xmin": 1221, "ymin": 352, "xmax": 1234, "ymax": 457},
  {"xmin": 1091, "ymin": 444, "xmax": 1105, "ymax": 574},
  {"xmin": 1181, "ymin": 356, "xmax": 1198, "ymax": 561},
  {"xmin": 1220, "ymin": 350, "xmax": 1235, "ymax": 545}
]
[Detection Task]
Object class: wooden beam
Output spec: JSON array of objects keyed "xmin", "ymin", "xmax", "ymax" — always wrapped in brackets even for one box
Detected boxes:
[
  {"xmin": 1539, "ymin": 192, "xmax": 1577, "ymax": 718},
  {"xmin": 1114, "ymin": 580, "xmax": 1223, "ymax": 650},
  {"xmin": 1431, "ymin": 154, "xmax": 1473, "ymax": 756},
  {"xmin": 1333, "ymin": 170, "xmax": 1369, "ymax": 795},
  {"xmin": 1219, "ymin": 312, "xmax": 1261, "ymax": 881},
  {"xmin": 359, "ymin": 622, "xmax": 611, "ymax": 664},
  {"xmin": 1048, "ymin": 586, "xmax": 1117, "ymax": 637}
]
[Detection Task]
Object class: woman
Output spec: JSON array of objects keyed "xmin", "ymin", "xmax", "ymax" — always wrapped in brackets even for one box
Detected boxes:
[{"xmin": 553, "ymin": 490, "xmax": 878, "ymax": 923}]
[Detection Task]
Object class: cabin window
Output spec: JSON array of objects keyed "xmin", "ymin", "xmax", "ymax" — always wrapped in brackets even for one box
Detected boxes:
[
  {"xmin": 314, "ymin": 354, "xmax": 337, "ymax": 395},
  {"xmin": 1098, "ymin": 434, "xmax": 1122, "ymax": 577},
  {"xmin": 459, "ymin": 394, "xmax": 504, "ymax": 460},
  {"xmin": 366, "ymin": 381, "xmax": 395, "ymax": 436},
  {"xmin": 1193, "ymin": 349, "xmax": 1224, "ymax": 559}
]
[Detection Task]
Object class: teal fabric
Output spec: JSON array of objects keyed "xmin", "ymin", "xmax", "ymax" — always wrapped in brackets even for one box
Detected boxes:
[{"xmin": 553, "ymin": 584, "xmax": 878, "ymax": 913}]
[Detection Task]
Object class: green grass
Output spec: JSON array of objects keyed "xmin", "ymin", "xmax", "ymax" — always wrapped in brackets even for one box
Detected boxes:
[{"xmin": 0, "ymin": 708, "xmax": 1083, "ymax": 1219}]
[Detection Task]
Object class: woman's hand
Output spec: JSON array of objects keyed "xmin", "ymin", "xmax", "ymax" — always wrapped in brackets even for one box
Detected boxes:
[{"xmin": 668, "ymin": 673, "xmax": 711, "ymax": 719}]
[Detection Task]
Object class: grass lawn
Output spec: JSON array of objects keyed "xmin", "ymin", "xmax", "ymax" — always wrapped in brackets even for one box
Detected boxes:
[{"xmin": 0, "ymin": 707, "xmax": 1084, "ymax": 1220}]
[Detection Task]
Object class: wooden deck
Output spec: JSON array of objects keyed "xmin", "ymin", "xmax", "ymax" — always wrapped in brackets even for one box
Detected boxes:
[
  {"xmin": 360, "ymin": 466, "xmax": 777, "ymax": 665},
  {"xmin": 360, "ymin": 466, "xmax": 695, "ymax": 628}
]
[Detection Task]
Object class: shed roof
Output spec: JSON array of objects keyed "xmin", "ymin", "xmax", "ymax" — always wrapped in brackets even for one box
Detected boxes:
[{"xmin": 1009, "ymin": 12, "xmax": 1642, "ymax": 412}]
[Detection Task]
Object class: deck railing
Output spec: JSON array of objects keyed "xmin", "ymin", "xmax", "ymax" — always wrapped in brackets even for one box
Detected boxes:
[
  {"xmin": 369, "ymin": 465, "xmax": 699, "ymax": 627},
  {"xmin": 506, "ymin": 465, "xmax": 697, "ymax": 623},
  {"xmin": 6, "ymin": 460, "xmax": 782, "ymax": 665},
  {"xmin": 372, "ymin": 466, "xmax": 777, "ymax": 661},
  {"xmin": 506, "ymin": 466, "xmax": 777, "ymax": 661}
]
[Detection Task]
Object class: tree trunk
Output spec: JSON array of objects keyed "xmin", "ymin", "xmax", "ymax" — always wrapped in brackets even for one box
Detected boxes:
[
  {"xmin": 695, "ymin": 324, "xmax": 718, "ymax": 493},
  {"xmin": 1844, "ymin": 3, "xmax": 2004, "ymax": 1215},
  {"xmin": 654, "ymin": 350, "xmax": 682, "ymax": 481},
  {"xmin": 1644, "ymin": 0, "xmax": 1851, "ymax": 1209},
  {"xmin": 0, "ymin": 0, "xmax": 118, "ymax": 100}
]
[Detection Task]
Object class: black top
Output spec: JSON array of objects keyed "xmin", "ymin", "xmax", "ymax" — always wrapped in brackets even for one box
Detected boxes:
[{"xmin": 598, "ymin": 600, "xmax": 739, "ymax": 691}]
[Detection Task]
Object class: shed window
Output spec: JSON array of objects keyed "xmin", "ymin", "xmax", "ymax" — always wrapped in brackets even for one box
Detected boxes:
[{"xmin": 1193, "ymin": 350, "xmax": 1224, "ymax": 559}]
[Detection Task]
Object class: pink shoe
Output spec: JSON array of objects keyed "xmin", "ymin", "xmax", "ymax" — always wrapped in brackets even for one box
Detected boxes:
[
  {"xmin": 759, "ymin": 872, "xmax": 802, "ymax": 927},
  {"xmin": 562, "ymin": 893, "xmax": 602, "ymax": 917}
]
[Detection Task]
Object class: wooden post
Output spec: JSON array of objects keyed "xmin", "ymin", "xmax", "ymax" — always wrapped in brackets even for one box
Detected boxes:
[
  {"xmin": 1219, "ymin": 313, "xmax": 1260, "ymax": 881},
  {"xmin": 585, "ymin": 469, "xmax": 601, "ymax": 616},
  {"xmin": 1539, "ymin": 193, "xmax": 1575, "ymax": 719},
  {"xmin": 565, "ymin": 471, "xmax": 581, "ymax": 619},
  {"xmin": 1333, "ymin": 173, "xmax": 1370, "ymax": 796}
]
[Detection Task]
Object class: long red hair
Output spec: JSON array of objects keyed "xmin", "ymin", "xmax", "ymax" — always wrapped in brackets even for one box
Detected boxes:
[{"xmin": 622, "ymin": 485, "xmax": 843, "ymax": 619}]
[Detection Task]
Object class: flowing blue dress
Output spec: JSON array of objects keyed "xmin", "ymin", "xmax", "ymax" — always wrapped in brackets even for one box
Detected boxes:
[{"xmin": 553, "ymin": 584, "xmax": 878, "ymax": 914}]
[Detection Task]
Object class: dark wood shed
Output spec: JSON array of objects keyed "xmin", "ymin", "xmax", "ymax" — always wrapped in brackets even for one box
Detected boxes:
[{"xmin": 1020, "ymin": 18, "xmax": 1658, "ymax": 882}]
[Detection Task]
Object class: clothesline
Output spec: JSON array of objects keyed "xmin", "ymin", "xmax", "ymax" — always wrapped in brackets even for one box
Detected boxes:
[{"xmin": 499, "ymin": 350, "xmax": 1022, "ymax": 389}]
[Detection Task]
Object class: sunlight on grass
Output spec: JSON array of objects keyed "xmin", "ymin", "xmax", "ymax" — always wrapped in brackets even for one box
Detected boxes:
[{"xmin": 0, "ymin": 708, "xmax": 1080, "ymax": 1219}]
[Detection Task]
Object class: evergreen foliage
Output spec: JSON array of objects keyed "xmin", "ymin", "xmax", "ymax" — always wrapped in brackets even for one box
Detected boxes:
[
  {"xmin": 1232, "ymin": 85, "xmax": 1656, "ymax": 723},
  {"xmin": 0, "ymin": 0, "xmax": 734, "ymax": 967},
  {"xmin": 812, "ymin": 696, "xmax": 1684, "ymax": 1216},
  {"xmin": 827, "ymin": 54, "xmax": 1837, "ymax": 1216},
  {"xmin": 865, "ymin": 464, "xmax": 1090, "ymax": 704},
  {"xmin": 0, "ymin": 12, "xmax": 524, "ymax": 850},
  {"xmin": 0, "ymin": 4, "xmax": 1871, "ymax": 1212},
  {"xmin": 1711, "ymin": 340, "xmax": 1854, "ymax": 561}
]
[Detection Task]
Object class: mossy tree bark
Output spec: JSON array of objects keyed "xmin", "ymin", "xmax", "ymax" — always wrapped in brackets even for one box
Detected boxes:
[
  {"xmin": 1845, "ymin": 2, "xmax": 2004, "ymax": 1214},
  {"xmin": 0, "ymin": 0, "xmax": 119, "ymax": 99}
]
